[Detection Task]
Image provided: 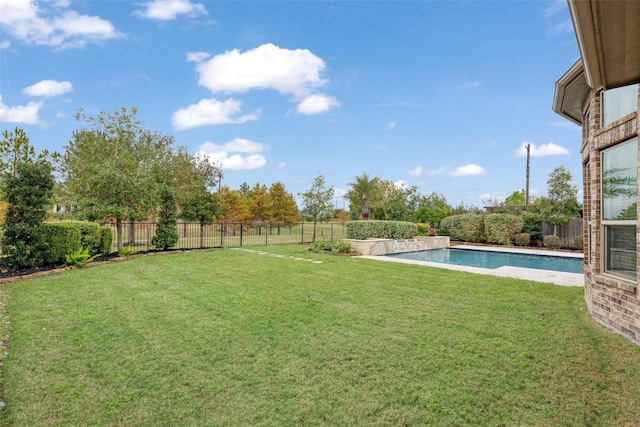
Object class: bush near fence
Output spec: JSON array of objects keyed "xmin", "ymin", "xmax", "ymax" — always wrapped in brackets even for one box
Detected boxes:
[{"xmin": 42, "ymin": 221, "xmax": 112, "ymax": 265}]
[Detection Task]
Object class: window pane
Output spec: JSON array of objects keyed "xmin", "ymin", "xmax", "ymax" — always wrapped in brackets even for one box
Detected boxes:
[
  {"xmin": 602, "ymin": 139, "xmax": 637, "ymax": 220},
  {"xmin": 602, "ymin": 84, "xmax": 639, "ymax": 126},
  {"xmin": 606, "ymin": 225, "xmax": 636, "ymax": 280}
]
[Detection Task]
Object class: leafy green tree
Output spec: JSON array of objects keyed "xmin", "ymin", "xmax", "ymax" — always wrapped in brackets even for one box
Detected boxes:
[
  {"xmin": 151, "ymin": 185, "xmax": 179, "ymax": 250},
  {"xmin": 1, "ymin": 160, "xmax": 55, "ymax": 270},
  {"xmin": 503, "ymin": 190, "xmax": 526, "ymax": 206},
  {"xmin": 62, "ymin": 107, "xmax": 174, "ymax": 251},
  {"xmin": 181, "ymin": 191, "xmax": 222, "ymax": 248},
  {"xmin": 415, "ymin": 192, "xmax": 452, "ymax": 227},
  {"xmin": 538, "ymin": 165, "xmax": 581, "ymax": 236},
  {"xmin": 299, "ymin": 173, "xmax": 335, "ymax": 242},
  {"xmin": 345, "ymin": 172, "xmax": 379, "ymax": 220},
  {"xmin": 371, "ymin": 180, "xmax": 419, "ymax": 222}
]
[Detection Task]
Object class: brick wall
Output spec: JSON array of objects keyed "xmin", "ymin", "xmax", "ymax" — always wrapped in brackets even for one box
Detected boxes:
[{"xmin": 582, "ymin": 86, "xmax": 640, "ymax": 345}]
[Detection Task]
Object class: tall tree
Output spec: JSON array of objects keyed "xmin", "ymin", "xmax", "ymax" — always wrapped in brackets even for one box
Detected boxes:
[
  {"xmin": 1, "ymin": 160, "xmax": 55, "ymax": 270},
  {"xmin": 415, "ymin": 192, "xmax": 452, "ymax": 227},
  {"xmin": 218, "ymin": 186, "xmax": 250, "ymax": 223},
  {"xmin": 180, "ymin": 190, "xmax": 221, "ymax": 248},
  {"xmin": 538, "ymin": 165, "xmax": 581, "ymax": 236},
  {"xmin": 345, "ymin": 172, "xmax": 379, "ymax": 220},
  {"xmin": 62, "ymin": 107, "xmax": 174, "ymax": 251},
  {"xmin": 299, "ymin": 173, "xmax": 335, "ymax": 242},
  {"xmin": 268, "ymin": 181, "xmax": 299, "ymax": 233},
  {"xmin": 151, "ymin": 184, "xmax": 179, "ymax": 250}
]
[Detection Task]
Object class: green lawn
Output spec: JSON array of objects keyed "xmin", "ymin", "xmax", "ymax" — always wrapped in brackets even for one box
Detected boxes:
[{"xmin": 1, "ymin": 246, "xmax": 639, "ymax": 426}]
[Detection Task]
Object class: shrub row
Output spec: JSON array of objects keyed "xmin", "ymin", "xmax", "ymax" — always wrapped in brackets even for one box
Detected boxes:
[
  {"xmin": 42, "ymin": 221, "xmax": 113, "ymax": 265},
  {"xmin": 346, "ymin": 220, "xmax": 417, "ymax": 240},
  {"xmin": 440, "ymin": 213, "xmax": 525, "ymax": 245}
]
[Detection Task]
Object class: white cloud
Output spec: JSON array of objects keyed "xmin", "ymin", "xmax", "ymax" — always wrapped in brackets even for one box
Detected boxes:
[
  {"xmin": 451, "ymin": 164, "xmax": 486, "ymax": 177},
  {"xmin": 276, "ymin": 162, "xmax": 286, "ymax": 169},
  {"xmin": 297, "ymin": 94, "xmax": 340, "ymax": 114},
  {"xmin": 455, "ymin": 81, "xmax": 480, "ymax": 90},
  {"xmin": 408, "ymin": 166, "xmax": 424, "ymax": 177},
  {"xmin": 134, "ymin": 0, "xmax": 207, "ymax": 21},
  {"xmin": 196, "ymin": 138, "xmax": 267, "ymax": 170},
  {"xmin": 0, "ymin": 0, "xmax": 121, "ymax": 48},
  {"xmin": 516, "ymin": 141, "xmax": 570, "ymax": 157},
  {"xmin": 186, "ymin": 51, "xmax": 210, "ymax": 62},
  {"xmin": 388, "ymin": 122, "xmax": 396, "ymax": 130},
  {"xmin": 194, "ymin": 43, "xmax": 329, "ymax": 98},
  {"xmin": 185, "ymin": 43, "xmax": 339, "ymax": 117},
  {"xmin": 23, "ymin": 80, "xmax": 73, "ymax": 97},
  {"xmin": 0, "ymin": 95, "xmax": 42, "ymax": 124},
  {"xmin": 0, "ymin": 40, "xmax": 9, "ymax": 49},
  {"xmin": 172, "ymin": 97, "xmax": 259, "ymax": 130},
  {"xmin": 199, "ymin": 138, "xmax": 266, "ymax": 154},
  {"xmin": 394, "ymin": 180, "xmax": 407, "ymax": 189},
  {"xmin": 408, "ymin": 165, "xmax": 449, "ymax": 177}
]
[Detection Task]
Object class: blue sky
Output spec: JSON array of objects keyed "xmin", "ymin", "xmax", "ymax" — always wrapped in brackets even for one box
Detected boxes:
[{"xmin": 0, "ymin": 0, "xmax": 582, "ymax": 209}]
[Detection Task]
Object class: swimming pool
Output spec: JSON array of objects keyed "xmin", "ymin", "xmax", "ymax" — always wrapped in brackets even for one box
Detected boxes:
[{"xmin": 385, "ymin": 247, "xmax": 583, "ymax": 274}]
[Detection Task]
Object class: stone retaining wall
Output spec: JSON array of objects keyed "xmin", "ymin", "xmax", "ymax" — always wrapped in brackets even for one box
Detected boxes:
[{"xmin": 345, "ymin": 236, "xmax": 450, "ymax": 256}]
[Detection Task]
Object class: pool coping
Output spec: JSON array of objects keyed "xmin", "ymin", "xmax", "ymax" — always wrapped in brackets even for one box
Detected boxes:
[{"xmin": 356, "ymin": 244, "xmax": 585, "ymax": 287}]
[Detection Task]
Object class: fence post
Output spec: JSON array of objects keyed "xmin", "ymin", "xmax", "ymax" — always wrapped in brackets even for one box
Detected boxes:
[
  {"xmin": 265, "ymin": 224, "xmax": 269, "ymax": 245},
  {"xmin": 240, "ymin": 225, "xmax": 243, "ymax": 247},
  {"xmin": 220, "ymin": 223, "xmax": 224, "ymax": 247}
]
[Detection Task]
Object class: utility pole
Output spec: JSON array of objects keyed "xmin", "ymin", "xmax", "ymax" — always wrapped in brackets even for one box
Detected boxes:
[{"xmin": 525, "ymin": 143, "xmax": 530, "ymax": 207}]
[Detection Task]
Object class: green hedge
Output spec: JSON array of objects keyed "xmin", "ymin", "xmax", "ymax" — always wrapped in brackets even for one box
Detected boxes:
[
  {"xmin": 484, "ymin": 213, "xmax": 525, "ymax": 245},
  {"xmin": 346, "ymin": 220, "xmax": 417, "ymax": 240},
  {"xmin": 42, "ymin": 221, "xmax": 113, "ymax": 265},
  {"xmin": 440, "ymin": 214, "xmax": 486, "ymax": 243}
]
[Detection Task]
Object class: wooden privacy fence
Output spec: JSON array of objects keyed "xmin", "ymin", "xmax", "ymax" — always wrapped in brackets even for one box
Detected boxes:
[
  {"xmin": 101, "ymin": 222, "xmax": 348, "ymax": 253},
  {"xmin": 538, "ymin": 218, "xmax": 583, "ymax": 241}
]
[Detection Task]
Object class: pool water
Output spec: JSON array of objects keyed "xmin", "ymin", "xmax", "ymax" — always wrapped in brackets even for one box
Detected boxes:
[{"xmin": 385, "ymin": 248, "xmax": 583, "ymax": 274}]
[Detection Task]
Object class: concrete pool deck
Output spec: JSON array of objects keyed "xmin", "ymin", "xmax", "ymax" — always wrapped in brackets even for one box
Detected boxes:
[{"xmin": 356, "ymin": 244, "xmax": 585, "ymax": 287}]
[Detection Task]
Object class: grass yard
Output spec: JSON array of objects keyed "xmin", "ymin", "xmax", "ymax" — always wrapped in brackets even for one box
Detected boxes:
[{"xmin": 1, "ymin": 245, "xmax": 640, "ymax": 426}]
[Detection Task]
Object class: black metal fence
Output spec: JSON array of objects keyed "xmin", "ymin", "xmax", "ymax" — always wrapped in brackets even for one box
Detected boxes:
[{"xmin": 102, "ymin": 222, "xmax": 348, "ymax": 253}]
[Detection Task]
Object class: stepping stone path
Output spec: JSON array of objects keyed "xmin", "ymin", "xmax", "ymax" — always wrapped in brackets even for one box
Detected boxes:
[{"xmin": 232, "ymin": 248, "xmax": 323, "ymax": 264}]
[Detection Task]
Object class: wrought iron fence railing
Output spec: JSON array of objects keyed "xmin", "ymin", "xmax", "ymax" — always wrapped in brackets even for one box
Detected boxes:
[{"xmin": 101, "ymin": 222, "xmax": 347, "ymax": 253}]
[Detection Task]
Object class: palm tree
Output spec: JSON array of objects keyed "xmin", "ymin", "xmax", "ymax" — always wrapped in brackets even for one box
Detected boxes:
[{"xmin": 346, "ymin": 173, "xmax": 379, "ymax": 220}]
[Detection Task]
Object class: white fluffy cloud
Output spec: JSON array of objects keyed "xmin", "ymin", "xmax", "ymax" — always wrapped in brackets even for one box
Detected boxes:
[
  {"xmin": 516, "ymin": 141, "xmax": 570, "ymax": 158},
  {"xmin": 172, "ymin": 98, "xmax": 258, "ymax": 130},
  {"xmin": 23, "ymin": 80, "xmax": 73, "ymax": 97},
  {"xmin": 296, "ymin": 94, "xmax": 340, "ymax": 115},
  {"xmin": 196, "ymin": 138, "xmax": 267, "ymax": 170},
  {"xmin": 451, "ymin": 164, "xmax": 486, "ymax": 177},
  {"xmin": 193, "ymin": 43, "xmax": 327, "ymax": 97},
  {"xmin": 0, "ymin": 0, "xmax": 120, "ymax": 48},
  {"xmin": 408, "ymin": 165, "xmax": 449, "ymax": 177},
  {"xmin": 134, "ymin": 0, "xmax": 207, "ymax": 21},
  {"xmin": 178, "ymin": 43, "xmax": 339, "ymax": 127},
  {"xmin": 0, "ymin": 95, "xmax": 42, "ymax": 124},
  {"xmin": 387, "ymin": 122, "xmax": 396, "ymax": 130}
]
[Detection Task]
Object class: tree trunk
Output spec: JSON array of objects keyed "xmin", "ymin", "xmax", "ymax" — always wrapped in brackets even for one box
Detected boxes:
[
  {"xmin": 362, "ymin": 197, "xmax": 370, "ymax": 220},
  {"xmin": 312, "ymin": 219, "xmax": 317, "ymax": 243},
  {"xmin": 116, "ymin": 217, "xmax": 123, "ymax": 251},
  {"xmin": 128, "ymin": 218, "xmax": 135, "ymax": 245}
]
